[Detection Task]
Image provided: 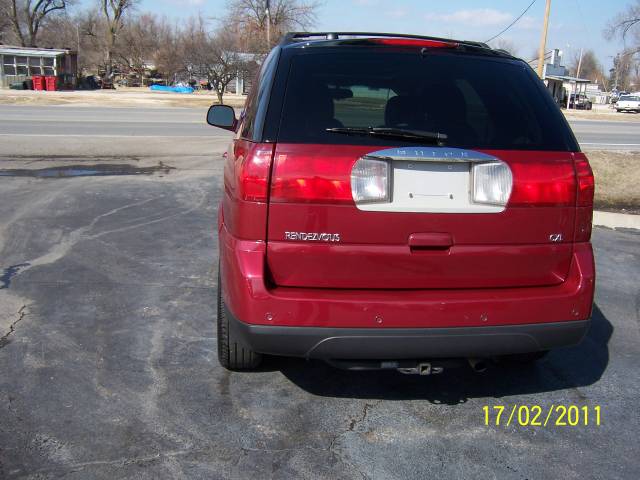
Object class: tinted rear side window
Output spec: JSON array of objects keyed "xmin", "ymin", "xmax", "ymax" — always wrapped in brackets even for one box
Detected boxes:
[
  {"xmin": 239, "ymin": 47, "xmax": 279, "ymax": 141},
  {"xmin": 277, "ymin": 49, "xmax": 577, "ymax": 151}
]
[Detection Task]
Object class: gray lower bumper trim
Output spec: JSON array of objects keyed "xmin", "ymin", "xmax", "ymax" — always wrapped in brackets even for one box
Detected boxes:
[{"xmin": 227, "ymin": 308, "xmax": 590, "ymax": 360}]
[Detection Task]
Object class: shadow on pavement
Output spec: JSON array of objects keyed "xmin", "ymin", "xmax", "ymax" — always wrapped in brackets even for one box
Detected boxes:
[{"xmin": 264, "ymin": 304, "xmax": 612, "ymax": 404}]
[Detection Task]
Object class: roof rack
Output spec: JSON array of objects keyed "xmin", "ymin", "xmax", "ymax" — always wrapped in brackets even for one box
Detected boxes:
[{"xmin": 281, "ymin": 32, "xmax": 490, "ymax": 50}]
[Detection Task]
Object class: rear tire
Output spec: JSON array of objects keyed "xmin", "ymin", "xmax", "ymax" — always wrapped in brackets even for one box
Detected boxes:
[
  {"xmin": 500, "ymin": 350, "xmax": 549, "ymax": 365},
  {"xmin": 217, "ymin": 267, "xmax": 262, "ymax": 370}
]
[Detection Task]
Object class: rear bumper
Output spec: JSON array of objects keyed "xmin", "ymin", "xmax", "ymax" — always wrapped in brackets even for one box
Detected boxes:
[
  {"xmin": 220, "ymin": 222, "xmax": 595, "ymax": 331},
  {"xmin": 220, "ymin": 219, "xmax": 594, "ymax": 358},
  {"xmin": 226, "ymin": 305, "xmax": 590, "ymax": 359}
]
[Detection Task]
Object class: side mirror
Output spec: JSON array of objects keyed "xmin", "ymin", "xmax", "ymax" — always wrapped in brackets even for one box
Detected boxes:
[{"xmin": 206, "ymin": 104, "xmax": 237, "ymax": 131}]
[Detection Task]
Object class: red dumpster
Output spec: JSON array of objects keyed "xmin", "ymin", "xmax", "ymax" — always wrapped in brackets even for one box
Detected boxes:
[
  {"xmin": 32, "ymin": 75, "xmax": 44, "ymax": 91},
  {"xmin": 45, "ymin": 76, "xmax": 57, "ymax": 91}
]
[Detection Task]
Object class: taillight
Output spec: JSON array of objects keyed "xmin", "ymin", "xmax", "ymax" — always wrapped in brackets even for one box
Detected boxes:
[
  {"xmin": 574, "ymin": 154, "xmax": 595, "ymax": 207},
  {"xmin": 351, "ymin": 157, "xmax": 390, "ymax": 204},
  {"xmin": 507, "ymin": 161, "xmax": 576, "ymax": 206},
  {"xmin": 574, "ymin": 153, "xmax": 595, "ymax": 242},
  {"xmin": 471, "ymin": 162, "xmax": 512, "ymax": 206},
  {"xmin": 270, "ymin": 154, "xmax": 353, "ymax": 204},
  {"xmin": 237, "ymin": 143, "xmax": 274, "ymax": 202}
]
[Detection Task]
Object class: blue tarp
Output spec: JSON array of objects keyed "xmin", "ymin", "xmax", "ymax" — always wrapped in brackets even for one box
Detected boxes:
[{"xmin": 149, "ymin": 85, "xmax": 194, "ymax": 94}]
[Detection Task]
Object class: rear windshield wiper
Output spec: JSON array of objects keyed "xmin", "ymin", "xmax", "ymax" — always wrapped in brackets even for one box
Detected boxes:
[{"xmin": 326, "ymin": 127, "xmax": 447, "ymax": 145}]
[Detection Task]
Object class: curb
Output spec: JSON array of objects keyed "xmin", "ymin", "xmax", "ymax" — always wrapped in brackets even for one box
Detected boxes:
[{"xmin": 593, "ymin": 211, "xmax": 640, "ymax": 231}]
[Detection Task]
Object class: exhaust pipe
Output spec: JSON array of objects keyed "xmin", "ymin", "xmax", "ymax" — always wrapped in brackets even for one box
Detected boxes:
[{"xmin": 467, "ymin": 358, "xmax": 488, "ymax": 373}]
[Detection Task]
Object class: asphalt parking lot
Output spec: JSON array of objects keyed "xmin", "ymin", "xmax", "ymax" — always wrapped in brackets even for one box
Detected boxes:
[{"xmin": 1, "ymin": 109, "xmax": 639, "ymax": 479}]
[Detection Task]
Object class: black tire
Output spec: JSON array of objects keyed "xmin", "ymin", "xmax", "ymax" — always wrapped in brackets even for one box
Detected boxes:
[
  {"xmin": 217, "ymin": 267, "xmax": 262, "ymax": 370},
  {"xmin": 500, "ymin": 350, "xmax": 549, "ymax": 365}
]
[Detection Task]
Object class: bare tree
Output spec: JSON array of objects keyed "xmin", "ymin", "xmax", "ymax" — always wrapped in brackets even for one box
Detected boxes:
[
  {"xmin": 76, "ymin": 9, "xmax": 106, "ymax": 74},
  {"xmin": 153, "ymin": 20, "xmax": 184, "ymax": 83},
  {"xmin": 612, "ymin": 51, "xmax": 637, "ymax": 90},
  {"xmin": 37, "ymin": 14, "xmax": 78, "ymax": 48},
  {"xmin": 7, "ymin": 0, "xmax": 69, "ymax": 46},
  {"xmin": 117, "ymin": 13, "xmax": 162, "ymax": 83},
  {"xmin": 605, "ymin": 0, "xmax": 640, "ymax": 47},
  {"xmin": 207, "ymin": 33, "xmax": 243, "ymax": 103},
  {"xmin": 48, "ymin": 9, "xmax": 190, "ymax": 85},
  {"xmin": 226, "ymin": 0, "xmax": 318, "ymax": 51},
  {"xmin": 569, "ymin": 50, "xmax": 606, "ymax": 85},
  {"xmin": 490, "ymin": 38, "xmax": 519, "ymax": 56},
  {"xmin": 182, "ymin": 17, "xmax": 244, "ymax": 103},
  {"xmin": 99, "ymin": 0, "xmax": 137, "ymax": 78},
  {"xmin": 0, "ymin": 0, "xmax": 12, "ymax": 43},
  {"xmin": 605, "ymin": 3, "xmax": 640, "ymax": 90}
]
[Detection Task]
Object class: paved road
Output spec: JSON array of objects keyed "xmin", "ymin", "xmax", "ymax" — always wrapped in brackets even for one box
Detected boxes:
[
  {"xmin": 0, "ymin": 105, "xmax": 216, "ymax": 138},
  {"xmin": 569, "ymin": 118, "xmax": 640, "ymax": 150},
  {"xmin": 0, "ymin": 139, "xmax": 639, "ymax": 478},
  {"xmin": 1, "ymin": 105, "xmax": 639, "ymax": 150}
]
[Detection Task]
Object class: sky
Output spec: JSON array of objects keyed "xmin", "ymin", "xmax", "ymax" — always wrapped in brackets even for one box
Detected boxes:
[{"xmin": 136, "ymin": 0, "xmax": 633, "ymax": 69}]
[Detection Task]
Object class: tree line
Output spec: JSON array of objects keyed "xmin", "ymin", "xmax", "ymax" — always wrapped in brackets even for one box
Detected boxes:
[{"xmin": 0, "ymin": 0, "xmax": 318, "ymax": 100}]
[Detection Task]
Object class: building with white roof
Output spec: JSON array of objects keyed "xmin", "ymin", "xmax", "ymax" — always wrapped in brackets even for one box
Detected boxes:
[{"xmin": 0, "ymin": 45, "xmax": 77, "ymax": 88}]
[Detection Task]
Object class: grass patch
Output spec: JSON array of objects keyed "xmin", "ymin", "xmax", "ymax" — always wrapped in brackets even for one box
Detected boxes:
[{"xmin": 586, "ymin": 150, "xmax": 640, "ymax": 212}]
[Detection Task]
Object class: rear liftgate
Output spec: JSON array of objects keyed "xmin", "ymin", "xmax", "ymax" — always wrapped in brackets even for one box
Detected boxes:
[{"xmin": 267, "ymin": 145, "xmax": 578, "ymax": 292}]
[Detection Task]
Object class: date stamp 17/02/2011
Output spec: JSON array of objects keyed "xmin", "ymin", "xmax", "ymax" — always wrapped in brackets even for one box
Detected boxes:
[{"xmin": 483, "ymin": 405, "xmax": 602, "ymax": 427}]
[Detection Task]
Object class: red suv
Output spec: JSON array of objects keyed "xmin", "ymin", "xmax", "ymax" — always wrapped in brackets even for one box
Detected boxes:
[{"xmin": 207, "ymin": 32, "xmax": 595, "ymax": 373}]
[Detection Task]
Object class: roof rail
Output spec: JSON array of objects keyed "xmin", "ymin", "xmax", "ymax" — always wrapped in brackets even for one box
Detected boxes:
[{"xmin": 281, "ymin": 32, "xmax": 490, "ymax": 49}]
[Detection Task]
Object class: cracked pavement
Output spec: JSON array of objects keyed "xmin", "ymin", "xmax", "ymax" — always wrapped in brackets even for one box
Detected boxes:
[
  {"xmin": 0, "ymin": 304, "xmax": 28, "ymax": 348},
  {"xmin": 1, "ymin": 106, "xmax": 639, "ymax": 479}
]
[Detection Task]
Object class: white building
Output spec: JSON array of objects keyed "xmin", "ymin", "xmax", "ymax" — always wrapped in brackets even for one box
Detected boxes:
[
  {"xmin": 529, "ymin": 49, "xmax": 591, "ymax": 107},
  {"xmin": 0, "ymin": 45, "xmax": 77, "ymax": 88}
]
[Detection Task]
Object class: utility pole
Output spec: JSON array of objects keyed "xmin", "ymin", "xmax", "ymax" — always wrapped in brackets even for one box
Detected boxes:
[
  {"xmin": 266, "ymin": 0, "xmax": 271, "ymax": 48},
  {"xmin": 573, "ymin": 47, "xmax": 584, "ymax": 109},
  {"xmin": 536, "ymin": 0, "xmax": 552, "ymax": 77},
  {"xmin": 576, "ymin": 48, "xmax": 584, "ymax": 78}
]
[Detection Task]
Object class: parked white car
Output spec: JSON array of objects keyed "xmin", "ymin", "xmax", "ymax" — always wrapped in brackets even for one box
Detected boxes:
[{"xmin": 616, "ymin": 95, "xmax": 640, "ymax": 113}]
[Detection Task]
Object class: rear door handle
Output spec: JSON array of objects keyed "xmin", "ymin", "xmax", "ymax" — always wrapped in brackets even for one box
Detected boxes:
[{"xmin": 408, "ymin": 233, "xmax": 453, "ymax": 250}]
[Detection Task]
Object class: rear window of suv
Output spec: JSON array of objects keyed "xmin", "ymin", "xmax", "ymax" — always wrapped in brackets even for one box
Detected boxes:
[{"xmin": 277, "ymin": 49, "xmax": 577, "ymax": 151}]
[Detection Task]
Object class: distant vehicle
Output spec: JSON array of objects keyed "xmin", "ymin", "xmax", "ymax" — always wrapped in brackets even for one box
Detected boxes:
[
  {"xmin": 569, "ymin": 93, "xmax": 592, "ymax": 110},
  {"xmin": 616, "ymin": 95, "xmax": 640, "ymax": 113},
  {"xmin": 207, "ymin": 32, "xmax": 595, "ymax": 374}
]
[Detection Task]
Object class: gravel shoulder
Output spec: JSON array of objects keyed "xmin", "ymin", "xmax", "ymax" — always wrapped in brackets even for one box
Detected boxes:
[{"xmin": 0, "ymin": 88, "xmax": 246, "ymax": 108}]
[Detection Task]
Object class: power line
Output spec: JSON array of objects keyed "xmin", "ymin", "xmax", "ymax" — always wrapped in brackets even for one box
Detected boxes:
[{"xmin": 485, "ymin": 0, "xmax": 538, "ymax": 43}]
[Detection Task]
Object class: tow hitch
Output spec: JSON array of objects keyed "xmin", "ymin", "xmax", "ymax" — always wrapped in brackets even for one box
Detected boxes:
[
  {"xmin": 326, "ymin": 359, "xmax": 447, "ymax": 374},
  {"xmin": 397, "ymin": 362, "xmax": 444, "ymax": 376}
]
